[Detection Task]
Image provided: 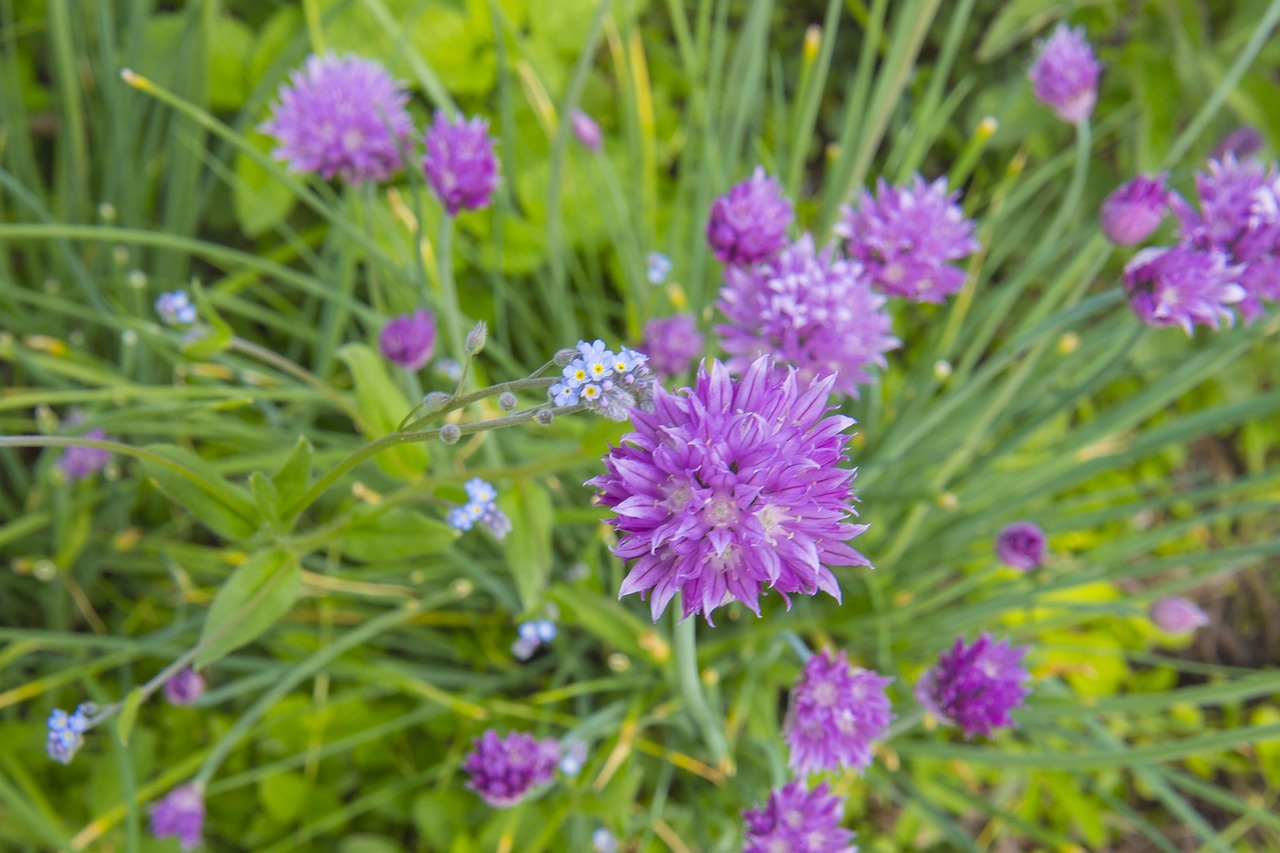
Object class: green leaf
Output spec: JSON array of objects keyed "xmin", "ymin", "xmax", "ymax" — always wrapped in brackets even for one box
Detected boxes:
[
  {"xmin": 342, "ymin": 506, "xmax": 459, "ymax": 563},
  {"xmin": 249, "ymin": 471, "xmax": 281, "ymax": 529},
  {"xmin": 337, "ymin": 344, "xmax": 429, "ymax": 479},
  {"xmin": 976, "ymin": 0, "xmax": 1063, "ymax": 62},
  {"xmin": 257, "ymin": 770, "xmax": 310, "ymax": 824},
  {"xmin": 233, "ymin": 131, "xmax": 297, "ymax": 238},
  {"xmin": 181, "ymin": 281, "xmax": 234, "ymax": 359},
  {"xmin": 207, "ymin": 15, "xmax": 254, "ymax": 110},
  {"xmin": 140, "ymin": 444, "xmax": 259, "ymax": 540},
  {"xmin": 115, "ymin": 687, "xmax": 144, "ymax": 746},
  {"xmin": 411, "ymin": 790, "xmax": 470, "ymax": 851},
  {"xmin": 500, "ymin": 480, "xmax": 554, "ymax": 611},
  {"xmin": 195, "ymin": 549, "xmax": 301, "ymax": 668},
  {"xmin": 272, "ymin": 435, "xmax": 314, "ymax": 502}
]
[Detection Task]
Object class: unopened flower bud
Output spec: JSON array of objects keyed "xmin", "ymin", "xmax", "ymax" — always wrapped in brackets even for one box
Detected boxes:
[
  {"xmin": 423, "ymin": 391, "xmax": 452, "ymax": 411},
  {"xmin": 439, "ymin": 423, "xmax": 461, "ymax": 444},
  {"xmin": 554, "ymin": 348, "xmax": 577, "ymax": 367},
  {"xmin": 498, "ymin": 391, "xmax": 517, "ymax": 411},
  {"xmin": 1149, "ymin": 596, "xmax": 1209, "ymax": 635},
  {"xmin": 535, "ymin": 409, "xmax": 554, "ymax": 426},
  {"xmin": 464, "ymin": 320, "xmax": 487, "ymax": 355}
]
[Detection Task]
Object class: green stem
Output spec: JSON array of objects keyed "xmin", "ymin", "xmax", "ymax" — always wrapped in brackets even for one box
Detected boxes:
[
  {"xmin": 673, "ymin": 609, "xmax": 727, "ymax": 765},
  {"xmin": 0, "ymin": 435, "xmax": 230, "ymax": 499},
  {"xmin": 401, "ymin": 376, "xmax": 557, "ymax": 432},
  {"xmin": 228, "ymin": 337, "xmax": 367, "ymax": 431},
  {"xmin": 886, "ymin": 708, "xmax": 925, "ymax": 740},
  {"xmin": 437, "ymin": 215, "xmax": 465, "ymax": 365},
  {"xmin": 193, "ymin": 601, "xmax": 426, "ymax": 786}
]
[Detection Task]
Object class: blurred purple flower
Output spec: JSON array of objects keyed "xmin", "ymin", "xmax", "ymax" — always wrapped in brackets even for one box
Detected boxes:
[
  {"xmin": 1149, "ymin": 596, "xmax": 1210, "ymax": 635},
  {"xmin": 995, "ymin": 522, "xmax": 1047, "ymax": 572},
  {"xmin": 1123, "ymin": 245, "xmax": 1245, "ymax": 334},
  {"xmin": 743, "ymin": 780, "xmax": 857, "ymax": 853},
  {"xmin": 835, "ymin": 175, "xmax": 979, "ymax": 303},
  {"xmin": 1100, "ymin": 174, "xmax": 1170, "ymax": 245},
  {"xmin": 58, "ymin": 428, "xmax": 110, "ymax": 481},
  {"xmin": 1028, "ymin": 23, "xmax": 1101, "ymax": 124},
  {"xmin": 571, "ymin": 110, "xmax": 602, "ymax": 151},
  {"xmin": 163, "ymin": 668, "xmax": 206, "ymax": 707},
  {"xmin": 423, "ymin": 111, "xmax": 501, "ymax": 215},
  {"xmin": 262, "ymin": 54, "xmax": 413, "ymax": 185},
  {"xmin": 640, "ymin": 315, "xmax": 703, "ymax": 378},
  {"xmin": 149, "ymin": 784, "xmax": 204, "ymax": 851},
  {"xmin": 589, "ymin": 357, "xmax": 870, "ymax": 624},
  {"xmin": 916, "ymin": 634, "xmax": 1030, "ymax": 738},
  {"xmin": 462, "ymin": 729, "xmax": 560, "ymax": 808},
  {"xmin": 379, "ymin": 309, "xmax": 436, "ymax": 371},
  {"xmin": 706, "ymin": 167, "xmax": 794, "ymax": 265},
  {"xmin": 1210, "ymin": 127, "xmax": 1264, "ymax": 162},
  {"xmin": 784, "ymin": 650, "xmax": 893, "ymax": 775},
  {"xmin": 717, "ymin": 234, "xmax": 899, "ymax": 398}
]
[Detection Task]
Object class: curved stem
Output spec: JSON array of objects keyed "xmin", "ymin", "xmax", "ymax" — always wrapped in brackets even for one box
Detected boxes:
[
  {"xmin": 228, "ymin": 337, "xmax": 368, "ymax": 431},
  {"xmin": 401, "ymin": 376, "xmax": 558, "ymax": 432},
  {"xmin": 0, "ymin": 435, "xmax": 232, "ymax": 499},
  {"xmin": 437, "ymin": 215, "xmax": 465, "ymax": 364},
  {"xmin": 673, "ymin": 609, "xmax": 728, "ymax": 766}
]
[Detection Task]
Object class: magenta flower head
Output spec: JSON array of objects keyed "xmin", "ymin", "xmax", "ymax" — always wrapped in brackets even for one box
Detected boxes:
[
  {"xmin": 706, "ymin": 167, "xmax": 794, "ymax": 265},
  {"xmin": 743, "ymin": 780, "xmax": 857, "ymax": 853},
  {"xmin": 461, "ymin": 729, "xmax": 560, "ymax": 808},
  {"xmin": 379, "ymin": 309, "xmax": 437, "ymax": 371},
  {"xmin": 262, "ymin": 54, "xmax": 413, "ymax": 185},
  {"xmin": 640, "ymin": 315, "xmax": 703, "ymax": 378},
  {"xmin": 1123, "ymin": 245, "xmax": 1245, "ymax": 335},
  {"xmin": 995, "ymin": 521, "xmax": 1047, "ymax": 572},
  {"xmin": 163, "ymin": 668, "xmax": 206, "ymax": 707},
  {"xmin": 1149, "ymin": 596, "xmax": 1210, "ymax": 635},
  {"xmin": 717, "ymin": 234, "xmax": 899, "ymax": 399},
  {"xmin": 423, "ymin": 111, "xmax": 500, "ymax": 216},
  {"xmin": 783, "ymin": 650, "xmax": 893, "ymax": 775},
  {"xmin": 1174, "ymin": 155, "xmax": 1280, "ymax": 319},
  {"xmin": 1101, "ymin": 175, "xmax": 1170, "ymax": 245},
  {"xmin": 589, "ymin": 356, "xmax": 871, "ymax": 624},
  {"xmin": 1028, "ymin": 23, "xmax": 1101, "ymax": 124},
  {"xmin": 58, "ymin": 428, "xmax": 110, "ymax": 481},
  {"xmin": 149, "ymin": 784, "xmax": 204, "ymax": 851},
  {"xmin": 835, "ymin": 175, "xmax": 979, "ymax": 303},
  {"xmin": 1211, "ymin": 127, "xmax": 1264, "ymax": 162},
  {"xmin": 571, "ymin": 110, "xmax": 603, "ymax": 151},
  {"xmin": 916, "ymin": 634, "xmax": 1031, "ymax": 739}
]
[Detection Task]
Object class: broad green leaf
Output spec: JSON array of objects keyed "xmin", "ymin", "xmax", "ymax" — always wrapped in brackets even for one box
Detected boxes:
[
  {"xmin": 342, "ymin": 506, "xmax": 459, "ymax": 562},
  {"xmin": 272, "ymin": 436, "xmax": 314, "ymax": 502},
  {"xmin": 140, "ymin": 444, "xmax": 259, "ymax": 540},
  {"xmin": 500, "ymin": 480, "xmax": 554, "ymax": 611},
  {"xmin": 249, "ymin": 471, "xmax": 281, "ymax": 529},
  {"xmin": 548, "ymin": 586, "xmax": 657, "ymax": 662},
  {"xmin": 976, "ymin": 0, "xmax": 1063, "ymax": 62},
  {"xmin": 257, "ymin": 771, "xmax": 309, "ymax": 824},
  {"xmin": 115, "ymin": 687, "xmax": 144, "ymax": 746},
  {"xmin": 412, "ymin": 790, "xmax": 470, "ymax": 850},
  {"xmin": 337, "ymin": 344, "xmax": 429, "ymax": 479},
  {"xmin": 208, "ymin": 15, "xmax": 254, "ymax": 110},
  {"xmin": 195, "ymin": 549, "xmax": 301, "ymax": 667},
  {"xmin": 233, "ymin": 131, "xmax": 298, "ymax": 238},
  {"xmin": 182, "ymin": 281, "xmax": 234, "ymax": 359}
]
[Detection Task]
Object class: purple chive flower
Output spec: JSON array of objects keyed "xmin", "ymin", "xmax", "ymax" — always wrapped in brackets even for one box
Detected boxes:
[
  {"xmin": 1211, "ymin": 127, "xmax": 1264, "ymax": 162},
  {"xmin": 706, "ymin": 167, "xmax": 794, "ymax": 265},
  {"xmin": 149, "ymin": 784, "xmax": 205, "ymax": 851},
  {"xmin": 58, "ymin": 428, "xmax": 110, "ymax": 481},
  {"xmin": 1149, "ymin": 596, "xmax": 1210, "ymax": 635},
  {"xmin": 1100, "ymin": 175, "xmax": 1170, "ymax": 245},
  {"xmin": 783, "ymin": 650, "xmax": 893, "ymax": 776},
  {"xmin": 46, "ymin": 704, "xmax": 92, "ymax": 764},
  {"xmin": 163, "ymin": 668, "xmax": 206, "ymax": 707},
  {"xmin": 717, "ymin": 234, "xmax": 899, "ymax": 399},
  {"xmin": 1174, "ymin": 155, "xmax": 1280, "ymax": 319},
  {"xmin": 155, "ymin": 291, "xmax": 197, "ymax": 326},
  {"xmin": 835, "ymin": 175, "xmax": 980, "ymax": 303},
  {"xmin": 423, "ymin": 111, "xmax": 500, "ymax": 216},
  {"xmin": 571, "ymin": 110, "xmax": 603, "ymax": 151},
  {"xmin": 640, "ymin": 315, "xmax": 703, "ymax": 378},
  {"xmin": 379, "ymin": 310, "xmax": 436, "ymax": 371},
  {"xmin": 1028, "ymin": 23, "xmax": 1102, "ymax": 124},
  {"xmin": 995, "ymin": 522, "xmax": 1047, "ymax": 572},
  {"xmin": 1123, "ymin": 245, "xmax": 1246, "ymax": 334},
  {"xmin": 916, "ymin": 634, "xmax": 1031, "ymax": 739},
  {"xmin": 262, "ymin": 54, "xmax": 413, "ymax": 185},
  {"xmin": 462, "ymin": 729, "xmax": 561, "ymax": 808},
  {"xmin": 589, "ymin": 357, "xmax": 870, "ymax": 624},
  {"xmin": 743, "ymin": 780, "xmax": 858, "ymax": 853}
]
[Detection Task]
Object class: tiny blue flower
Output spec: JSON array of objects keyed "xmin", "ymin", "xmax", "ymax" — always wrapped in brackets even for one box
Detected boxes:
[
  {"xmin": 464, "ymin": 478, "xmax": 497, "ymax": 504},
  {"xmin": 437, "ymin": 359, "xmax": 464, "ymax": 382},
  {"xmin": 646, "ymin": 251, "xmax": 672, "ymax": 285},
  {"xmin": 155, "ymin": 291, "xmax": 197, "ymax": 326},
  {"xmin": 551, "ymin": 382, "xmax": 579, "ymax": 406},
  {"xmin": 560, "ymin": 739, "xmax": 587, "ymax": 777},
  {"xmin": 562, "ymin": 361, "xmax": 590, "ymax": 389},
  {"xmin": 512, "ymin": 636, "xmax": 539, "ymax": 660},
  {"xmin": 47, "ymin": 704, "xmax": 92, "ymax": 765},
  {"xmin": 534, "ymin": 620, "xmax": 557, "ymax": 643},
  {"xmin": 447, "ymin": 505, "xmax": 476, "ymax": 532},
  {"xmin": 518, "ymin": 622, "xmax": 541, "ymax": 644},
  {"xmin": 580, "ymin": 384, "xmax": 602, "ymax": 402},
  {"xmin": 592, "ymin": 827, "xmax": 618, "ymax": 852},
  {"xmin": 577, "ymin": 339, "xmax": 610, "ymax": 360}
]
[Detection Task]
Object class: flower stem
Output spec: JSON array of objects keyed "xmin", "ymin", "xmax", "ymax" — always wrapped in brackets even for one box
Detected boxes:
[
  {"xmin": 437, "ymin": 214, "xmax": 465, "ymax": 365},
  {"xmin": 673, "ymin": 609, "xmax": 728, "ymax": 767}
]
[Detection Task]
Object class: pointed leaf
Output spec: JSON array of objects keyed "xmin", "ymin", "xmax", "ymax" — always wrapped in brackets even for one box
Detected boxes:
[
  {"xmin": 337, "ymin": 344, "xmax": 429, "ymax": 479},
  {"xmin": 115, "ymin": 688, "xmax": 144, "ymax": 746},
  {"xmin": 342, "ymin": 506, "xmax": 459, "ymax": 562},
  {"xmin": 140, "ymin": 444, "xmax": 259, "ymax": 540},
  {"xmin": 195, "ymin": 549, "xmax": 300, "ymax": 667}
]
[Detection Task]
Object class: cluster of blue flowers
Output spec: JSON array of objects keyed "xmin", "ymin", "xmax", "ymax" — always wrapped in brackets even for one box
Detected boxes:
[
  {"xmin": 446, "ymin": 478, "xmax": 511, "ymax": 540},
  {"xmin": 549, "ymin": 340, "xmax": 655, "ymax": 422},
  {"xmin": 511, "ymin": 617, "xmax": 557, "ymax": 661},
  {"xmin": 154, "ymin": 291, "xmax": 197, "ymax": 326},
  {"xmin": 47, "ymin": 704, "xmax": 93, "ymax": 764}
]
